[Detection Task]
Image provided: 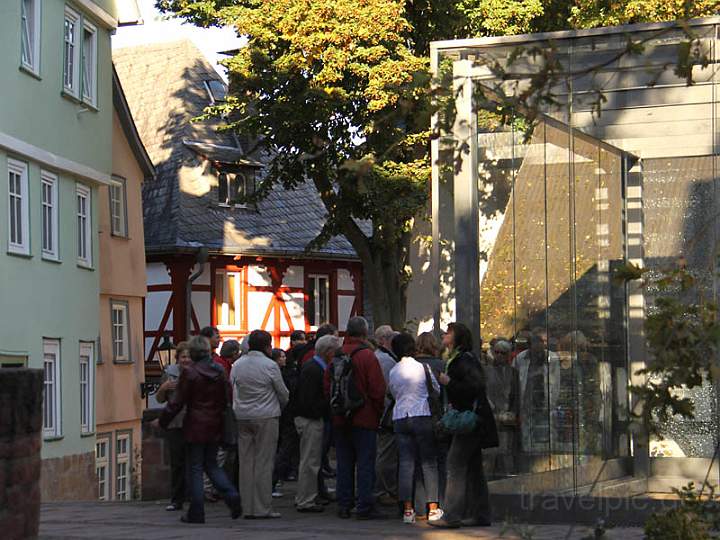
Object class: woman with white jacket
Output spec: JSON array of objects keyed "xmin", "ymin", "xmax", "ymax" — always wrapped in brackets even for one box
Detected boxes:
[{"xmin": 388, "ymin": 332, "xmax": 443, "ymax": 524}]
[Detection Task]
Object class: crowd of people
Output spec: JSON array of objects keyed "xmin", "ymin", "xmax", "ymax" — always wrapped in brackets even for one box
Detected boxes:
[{"xmin": 156, "ymin": 316, "xmax": 576, "ymax": 528}]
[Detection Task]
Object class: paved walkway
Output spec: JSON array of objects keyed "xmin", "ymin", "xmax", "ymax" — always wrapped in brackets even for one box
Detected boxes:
[{"xmin": 39, "ymin": 490, "xmax": 646, "ymax": 540}]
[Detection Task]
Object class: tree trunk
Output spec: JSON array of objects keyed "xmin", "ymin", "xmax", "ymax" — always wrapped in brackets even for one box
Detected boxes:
[
  {"xmin": 363, "ymin": 249, "xmax": 408, "ymax": 329},
  {"xmin": 310, "ymin": 174, "xmax": 409, "ymax": 330}
]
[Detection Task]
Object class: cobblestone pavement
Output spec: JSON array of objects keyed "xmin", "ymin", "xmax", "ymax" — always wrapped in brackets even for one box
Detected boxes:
[{"xmin": 40, "ymin": 487, "xmax": 646, "ymax": 540}]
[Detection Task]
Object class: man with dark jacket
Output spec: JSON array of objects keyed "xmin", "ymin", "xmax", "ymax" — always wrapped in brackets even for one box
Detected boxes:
[
  {"xmin": 373, "ymin": 325, "xmax": 399, "ymax": 505},
  {"xmin": 297, "ymin": 323, "xmax": 340, "ymax": 489},
  {"xmin": 159, "ymin": 336, "xmax": 242, "ymax": 524},
  {"xmin": 324, "ymin": 316, "xmax": 387, "ymax": 519},
  {"xmin": 294, "ymin": 334, "xmax": 342, "ymax": 512}
]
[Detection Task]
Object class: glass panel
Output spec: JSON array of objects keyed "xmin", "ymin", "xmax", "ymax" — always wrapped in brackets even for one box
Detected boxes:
[
  {"xmin": 469, "ymin": 87, "xmax": 630, "ymax": 488},
  {"xmin": 227, "ymin": 273, "xmax": 238, "ymax": 327},
  {"xmin": 82, "ymin": 27, "xmax": 94, "ymax": 100},
  {"xmin": 21, "ymin": 0, "xmax": 32, "ymax": 66},
  {"xmin": 218, "ymin": 173, "xmax": 228, "ymax": 204},
  {"xmin": 42, "ymin": 182, "xmax": 51, "ymax": 252},
  {"xmin": 97, "ymin": 466, "xmax": 106, "ymax": 500},
  {"xmin": 9, "ymin": 172, "xmax": 19, "ymax": 245},
  {"xmin": 543, "ymin": 121, "xmax": 574, "ymax": 471},
  {"xmin": 117, "ymin": 462, "xmax": 127, "ymax": 499},
  {"xmin": 80, "ymin": 355, "xmax": 90, "ymax": 429},
  {"xmin": 511, "ymin": 124, "xmax": 551, "ymax": 470},
  {"xmin": 207, "ymin": 79, "xmax": 227, "ymax": 102},
  {"xmin": 215, "ymin": 272, "xmax": 226, "ymax": 325},
  {"xmin": 64, "ymin": 18, "xmax": 75, "ymax": 89},
  {"xmin": 643, "ymin": 155, "xmax": 719, "ymax": 458},
  {"xmin": 43, "ymin": 355, "xmax": 53, "ymax": 430},
  {"xmin": 307, "ymin": 278, "xmax": 317, "ymax": 326}
]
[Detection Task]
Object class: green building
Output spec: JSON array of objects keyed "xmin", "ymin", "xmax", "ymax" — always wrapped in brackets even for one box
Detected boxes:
[{"xmin": 0, "ymin": 0, "xmax": 123, "ymax": 500}]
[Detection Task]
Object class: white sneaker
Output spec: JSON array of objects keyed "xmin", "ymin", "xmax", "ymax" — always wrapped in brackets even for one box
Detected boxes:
[
  {"xmin": 428, "ymin": 508, "xmax": 444, "ymax": 522},
  {"xmin": 403, "ymin": 509, "xmax": 416, "ymax": 524}
]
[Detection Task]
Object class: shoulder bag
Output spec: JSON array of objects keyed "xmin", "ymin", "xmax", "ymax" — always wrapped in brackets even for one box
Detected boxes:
[{"xmin": 422, "ymin": 364, "xmax": 447, "ymax": 438}]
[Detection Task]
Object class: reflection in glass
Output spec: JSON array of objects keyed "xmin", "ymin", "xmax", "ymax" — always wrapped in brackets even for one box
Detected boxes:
[{"xmin": 476, "ymin": 117, "xmax": 629, "ymax": 479}]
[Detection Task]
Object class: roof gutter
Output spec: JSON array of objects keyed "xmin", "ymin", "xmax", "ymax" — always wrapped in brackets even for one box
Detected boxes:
[{"xmin": 146, "ymin": 245, "xmax": 361, "ymax": 262}]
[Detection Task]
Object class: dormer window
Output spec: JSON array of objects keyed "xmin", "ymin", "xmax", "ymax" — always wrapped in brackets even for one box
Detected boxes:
[
  {"xmin": 218, "ymin": 171, "xmax": 255, "ymax": 207},
  {"xmin": 204, "ymin": 80, "xmax": 227, "ymax": 105}
]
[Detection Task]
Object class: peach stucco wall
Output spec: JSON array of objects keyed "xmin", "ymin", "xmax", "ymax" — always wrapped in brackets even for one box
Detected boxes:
[{"xmin": 96, "ymin": 110, "xmax": 147, "ymax": 429}]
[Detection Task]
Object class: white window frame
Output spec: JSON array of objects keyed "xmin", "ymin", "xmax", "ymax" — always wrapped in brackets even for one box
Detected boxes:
[
  {"xmin": 63, "ymin": 6, "xmax": 80, "ymax": 96},
  {"xmin": 111, "ymin": 301, "xmax": 130, "ymax": 362},
  {"xmin": 8, "ymin": 158, "xmax": 30, "ymax": 256},
  {"xmin": 79, "ymin": 341, "xmax": 94, "ymax": 434},
  {"xmin": 307, "ymin": 274, "xmax": 330, "ymax": 329},
  {"xmin": 43, "ymin": 339, "xmax": 61, "ymax": 439},
  {"xmin": 41, "ymin": 171, "xmax": 59, "ymax": 260},
  {"xmin": 81, "ymin": 19, "xmax": 97, "ymax": 106},
  {"xmin": 21, "ymin": 0, "xmax": 41, "ymax": 74},
  {"xmin": 76, "ymin": 183, "xmax": 92, "ymax": 267},
  {"xmin": 96, "ymin": 435, "xmax": 111, "ymax": 501},
  {"xmin": 115, "ymin": 432, "xmax": 131, "ymax": 501},
  {"xmin": 215, "ymin": 270, "xmax": 242, "ymax": 330},
  {"xmin": 109, "ymin": 177, "xmax": 128, "ymax": 237},
  {"xmin": 217, "ymin": 171, "xmax": 255, "ymax": 208}
]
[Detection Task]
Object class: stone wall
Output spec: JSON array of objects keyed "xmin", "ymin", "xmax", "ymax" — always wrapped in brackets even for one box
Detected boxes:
[
  {"xmin": 40, "ymin": 452, "xmax": 97, "ymax": 501},
  {"xmin": 141, "ymin": 408, "xmax": 171, "ymax": 501},
  {"xmin": 0, "ymin": 368, "xmax": 43, "ymax": 540}
]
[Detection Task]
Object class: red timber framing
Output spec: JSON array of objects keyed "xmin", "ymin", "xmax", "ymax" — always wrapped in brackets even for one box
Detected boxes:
[{"xmin": 144, "ymin": 254, "xmax": 363, "ymax": 363}]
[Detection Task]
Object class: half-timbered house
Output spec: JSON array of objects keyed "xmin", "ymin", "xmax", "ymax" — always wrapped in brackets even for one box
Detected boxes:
[{"xmin": 113, "ymin": 40, "xmax": 363, "ymax": 382}]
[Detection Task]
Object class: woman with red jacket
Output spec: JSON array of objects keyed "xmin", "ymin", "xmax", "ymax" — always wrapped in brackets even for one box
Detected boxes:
[{"xmin": 160, "ymin": 336, "xmax": 242, "ymax": 524}]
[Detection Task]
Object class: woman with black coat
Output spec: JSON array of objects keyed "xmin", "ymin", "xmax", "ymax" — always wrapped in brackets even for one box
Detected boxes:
[{"xmin": 429, "ymin": 322, "xmax": 498, "ymax": 529}]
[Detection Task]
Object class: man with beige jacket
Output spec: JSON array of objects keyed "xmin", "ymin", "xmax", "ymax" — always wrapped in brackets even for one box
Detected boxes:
[{"xmin": 231, "ymin": 329, "xmax": 290, "ymax": 518}]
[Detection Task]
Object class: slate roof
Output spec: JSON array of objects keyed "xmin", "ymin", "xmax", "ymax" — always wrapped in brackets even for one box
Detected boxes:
[{"xmin": 112, "ymin": 40, "xmax": 360, "ymax": 258}]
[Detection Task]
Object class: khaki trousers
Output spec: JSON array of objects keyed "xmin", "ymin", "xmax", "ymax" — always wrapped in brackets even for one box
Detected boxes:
[
  {"xmin": 294, "ymin": 417, "xmax": 324, "ymax": 509},
  {"xmin": 375, "ymin": 430, "xmax": 398, "ymax": 498},
  {"xmin": 236, "ymin": 417, "xmax": 279, "ymax": 517}
]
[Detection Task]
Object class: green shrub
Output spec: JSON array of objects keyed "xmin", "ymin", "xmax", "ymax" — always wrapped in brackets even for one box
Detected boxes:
[{"xmin": 644, "ymin": 482, "xmax": 720, "ymax": 540}]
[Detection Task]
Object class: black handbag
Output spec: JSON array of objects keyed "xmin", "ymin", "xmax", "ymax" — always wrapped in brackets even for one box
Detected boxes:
[
  {"xmin": 379, "ymin": 395, "xmax": 395, "ymax": 432},
  {"xmin": 423, "ymin": 364, "xmax": 448, "ymax": 439}
]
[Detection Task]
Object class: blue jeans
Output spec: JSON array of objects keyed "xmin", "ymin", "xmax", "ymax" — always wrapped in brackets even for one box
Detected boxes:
[
  {"xmin": 187, "ymin": 442, "xmax": 240, "ymax": 522},
  {"xmin": 394, "ymin": 416, "xmax": 439, "ymax": 505},
  {"xmin": 334, "ymin": 426, "xmax": 377, "ymax": 513}
]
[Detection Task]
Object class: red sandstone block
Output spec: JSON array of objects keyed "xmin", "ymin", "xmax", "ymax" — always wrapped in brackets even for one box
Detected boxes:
[
  {"xmin": 8, "ymin": 485, "xmax": 39, "ymax": 514},
  {"xmin": 24, "ymin": 484, "xmax": 40, "ymax": 510},
  {"xmin": 25, "ymin": 504, "xmax": 40, "ymax": 537},
  {"xmin": 143, "ymin": 443, "xmax": 162, "ymax": 465},
  {"xmin": 0, "ymin": 434, "xmax": 41, "ymax": 460},
  {"xmin": 0, "ymin": 510, "xmax": 26, "ymax": 540},
  {"xmin": 0, "ymin": 467, "xmax": 6, "ymax": 506},
  {"xmin": 8, "ymin": 455, "xmax": 41, "ymax": 486},
  {"xmin": 0, "ymin": 440, "xmax": 11, "ymax": 460}
]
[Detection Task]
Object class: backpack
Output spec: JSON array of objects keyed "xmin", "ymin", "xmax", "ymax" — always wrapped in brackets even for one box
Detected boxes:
[{"xmin": 329, "ymin": 347, "xmax": 368, "ymax": 418}]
